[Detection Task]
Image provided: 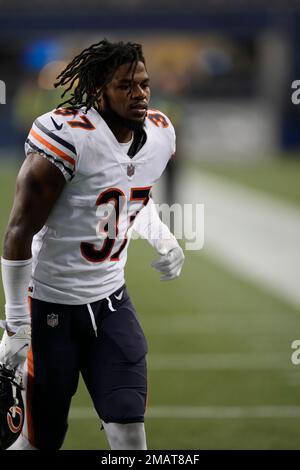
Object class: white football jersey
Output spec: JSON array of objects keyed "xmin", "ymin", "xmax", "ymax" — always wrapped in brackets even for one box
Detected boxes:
[{"xmin": 25, "ymin": 106, "xmax": 175, "ymax": 304}]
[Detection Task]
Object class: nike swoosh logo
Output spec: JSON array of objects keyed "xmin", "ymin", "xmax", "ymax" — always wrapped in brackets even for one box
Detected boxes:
[
  {"xmin": 114, "ymin": 290, "xmax": 123, "ymax": 301},
  {"xmin": 51, "ymin": 116, "xmax": 63, "ymax": 131}
]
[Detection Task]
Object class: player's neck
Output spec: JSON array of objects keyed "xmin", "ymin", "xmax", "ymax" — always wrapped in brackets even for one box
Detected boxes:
[{"xmin": 100, "ymin": 111, "xmax": 133, "ymax": 143}]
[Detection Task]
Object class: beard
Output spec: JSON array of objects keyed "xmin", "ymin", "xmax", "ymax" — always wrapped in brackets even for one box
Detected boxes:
[
  {"xmin": 119, "ymin": 115, "xmax": 145, "ymax": 132},
  {"xmin": 100, "ymin": 95, "xmax": 146, "ymax": 132}
]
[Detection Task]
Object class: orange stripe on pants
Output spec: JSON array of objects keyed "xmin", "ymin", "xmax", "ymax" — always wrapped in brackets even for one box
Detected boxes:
[{"xmin": 26, "ymin": 296, "xmax": 35, "ymax": 447}]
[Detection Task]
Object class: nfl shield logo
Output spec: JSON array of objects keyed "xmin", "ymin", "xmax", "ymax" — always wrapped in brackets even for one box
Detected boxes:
[
  {"xmin": 47, "ymin": 313, "xmax": 59, "ymax": 328},
  {"xmin": 127, "ymin": 164, "xmax": 135, "ymax": 177}
]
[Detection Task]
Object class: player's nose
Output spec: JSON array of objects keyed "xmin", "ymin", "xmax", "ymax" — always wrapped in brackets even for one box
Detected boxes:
[{"xmin": 131, "ymin": 84, "xmax": 147, "ymax": 100}]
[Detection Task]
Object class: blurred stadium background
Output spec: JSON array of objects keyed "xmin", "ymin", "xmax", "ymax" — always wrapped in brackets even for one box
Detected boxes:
[{"xmin": 1, "ymin": 0, "xmax": 300, "ymax": 450}]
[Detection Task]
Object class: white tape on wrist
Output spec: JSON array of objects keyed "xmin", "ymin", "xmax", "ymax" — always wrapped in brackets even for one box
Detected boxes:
[{"xmin": 1, "ymin": 258, "xmax": 32, "ymax": 332}]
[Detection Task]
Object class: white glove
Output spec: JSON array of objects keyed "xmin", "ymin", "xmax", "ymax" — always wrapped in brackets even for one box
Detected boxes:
[
  {"xmin": 151, "ymin": 239, "xmax": 185, "ymax": 281},
  {"xmin": 0, "ymin": 322, "xmax": 31, "ymax": 369}
]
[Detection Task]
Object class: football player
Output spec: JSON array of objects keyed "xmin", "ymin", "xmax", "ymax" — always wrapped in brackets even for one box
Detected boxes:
[{"xmin": 0, "ymin": 40, "xmax": 184, "ymax": 450}]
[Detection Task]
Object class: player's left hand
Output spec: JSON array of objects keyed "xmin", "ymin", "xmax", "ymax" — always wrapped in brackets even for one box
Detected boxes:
[
  {"xmin": 0, "ymin": 323, "xmax": 31, "ymax": 370},
  {"xmin": 151, "ymin": 240, "xmax": 185, "ymax": 281}
]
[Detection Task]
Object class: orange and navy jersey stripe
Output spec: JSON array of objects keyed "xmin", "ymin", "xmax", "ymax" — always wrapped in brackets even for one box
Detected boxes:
[{"xmin": 26, "ymin": 117, "xmax": 77, "ymax": 180}]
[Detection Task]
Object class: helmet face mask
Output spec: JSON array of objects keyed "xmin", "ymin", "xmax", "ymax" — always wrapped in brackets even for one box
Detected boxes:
[{"xmin": 0, "ymin": 365, "xmax": 24, "ymax": 450}]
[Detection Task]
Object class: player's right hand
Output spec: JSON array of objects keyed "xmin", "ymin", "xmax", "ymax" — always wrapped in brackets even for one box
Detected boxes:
[{"xmin": 0, "ymin": 324, "xmax": 31, "ymax": 369}]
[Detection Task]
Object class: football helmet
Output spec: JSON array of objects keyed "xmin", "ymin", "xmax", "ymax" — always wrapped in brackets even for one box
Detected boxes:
[{"xmin": 0, "ymin": 364, "xmax": 24, "ymax": 450}]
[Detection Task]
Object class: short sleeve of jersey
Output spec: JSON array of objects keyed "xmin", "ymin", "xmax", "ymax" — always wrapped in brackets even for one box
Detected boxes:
[
  {"xmin": 164, "ymin": 113, "xmax": 176, "ymax": 157},
  {"xmin": 25, "ymin": 110, "xmax": 77, "ymax": 181},
  {"xmin": 169, "ymin": 118, "xmax": 176, "ymax": 157},
  {"xmin": 147, "ymin": 109, "xmax": 176, "ymax": 158}
]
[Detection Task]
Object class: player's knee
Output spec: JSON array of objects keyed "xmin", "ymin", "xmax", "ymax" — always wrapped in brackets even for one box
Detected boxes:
[{"xmin": 101, "ymin": 389, "xmax": 146, "ymax": 423}]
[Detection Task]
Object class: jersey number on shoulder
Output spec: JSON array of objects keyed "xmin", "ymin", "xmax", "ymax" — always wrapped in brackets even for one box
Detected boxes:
[
  {"xmin": 147, "ymin": 112, "xmax": 169, "ymax": 128},
  {"xmin": 54, "ymin": 108, "xmax": 95, "ymax": 130},
  {"xmin": 80, "ymin": 187, "xmax": 151, "ymax": 263}
]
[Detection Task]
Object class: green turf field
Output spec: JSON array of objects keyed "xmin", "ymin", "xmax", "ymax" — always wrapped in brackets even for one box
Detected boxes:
[
  {"xmin": 194, "ymin": 157, "xmax": 300, "ymax": 208},
  {"xmin": 1, "ymin": 159, "xmax": 300, "ymax": 449}
]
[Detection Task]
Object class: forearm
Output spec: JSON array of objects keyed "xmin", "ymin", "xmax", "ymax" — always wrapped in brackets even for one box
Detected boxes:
[
  {"xmin": 3, "ymin": 152, "xmax": 65, "ymax": 261},
  {"xmin": 133, "ymin": 198, "xmax": 185, "ymax": 281},
  {"xmin": 3, "ymin": 226, "xmax": 33, "ymax": 260},
  {"xmin": 133, "ymin": 197, "xmax": 177, "ymax": 252},
  {"xmin": 1, "ymin": 154, "xmax": 65, "ymax": 339}
]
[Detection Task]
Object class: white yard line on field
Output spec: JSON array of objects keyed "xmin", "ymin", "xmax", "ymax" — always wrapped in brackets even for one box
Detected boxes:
[
  {"xmin": 69, "ymin": 406, "xmax": 300, "ymax": 419},
  {"xmin": 179, "ymin": 169, "xmax": 300, "ymax": 311}
]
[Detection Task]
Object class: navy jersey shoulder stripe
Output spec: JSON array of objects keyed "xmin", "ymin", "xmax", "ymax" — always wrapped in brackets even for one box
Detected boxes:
[
  {"xmin": 34, "ymin": 119, "xmax": 77, "ymax": 156},
  {"xmin": 26, "ymin": 138, "xmax": 74, "ymax": 178}
]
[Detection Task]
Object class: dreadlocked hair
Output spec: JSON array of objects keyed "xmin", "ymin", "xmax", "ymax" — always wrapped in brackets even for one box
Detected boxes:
[{"xmin": 54, "ymin": 39, "xmax": 145, "ymax": 112}]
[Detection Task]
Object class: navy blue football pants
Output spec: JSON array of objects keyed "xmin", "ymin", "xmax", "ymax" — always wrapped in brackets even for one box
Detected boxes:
[{"xmin": 26, "ymin": 285, "xmax": 148, "ymax": 450}]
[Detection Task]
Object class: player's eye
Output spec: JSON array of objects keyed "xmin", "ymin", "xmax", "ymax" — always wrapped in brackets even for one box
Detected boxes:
[{"xmin": 119, "ymin": 83, "xmax": 131, "ymax": 90}]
